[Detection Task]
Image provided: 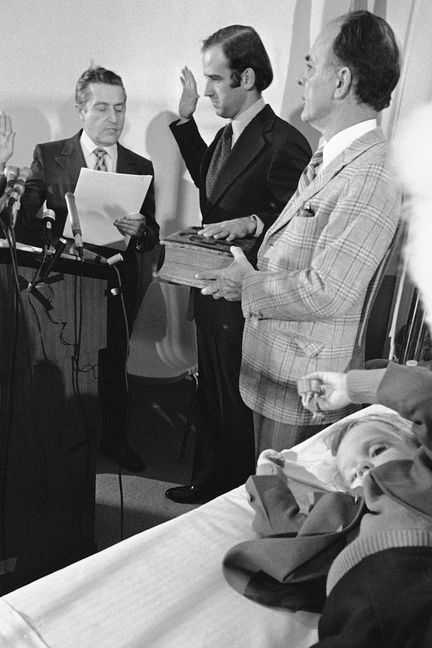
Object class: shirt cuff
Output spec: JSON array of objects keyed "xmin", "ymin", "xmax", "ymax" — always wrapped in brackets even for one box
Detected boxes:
[{"xmin": 249, "ymin": 214, "xmax": 264, "ymax": 238}]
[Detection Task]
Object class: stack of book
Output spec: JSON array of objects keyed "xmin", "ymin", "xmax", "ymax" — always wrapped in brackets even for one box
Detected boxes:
[{"xmin": 154, "ymin": 226, "xmax": 257, "ymax": 288}]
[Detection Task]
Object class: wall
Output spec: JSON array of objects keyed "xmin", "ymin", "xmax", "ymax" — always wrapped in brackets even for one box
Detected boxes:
[
  {"xmin": 3, "ymin": 0, "xmax": 429, "ymax": 233},
  {"xmin": 2, "ymin": 0, "xmax": 431, "ymax": 362}
]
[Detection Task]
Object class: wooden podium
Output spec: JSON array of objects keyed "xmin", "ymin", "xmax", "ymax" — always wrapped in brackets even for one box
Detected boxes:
[{"xmin": 0, "ymin": 242, "xmax": 108, "ymax": 593}]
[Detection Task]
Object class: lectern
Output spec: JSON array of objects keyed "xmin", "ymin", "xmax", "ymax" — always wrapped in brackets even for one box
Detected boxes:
[{"xmin": 0, "ymin": 241, "xmax": 108, "ymax": 593}]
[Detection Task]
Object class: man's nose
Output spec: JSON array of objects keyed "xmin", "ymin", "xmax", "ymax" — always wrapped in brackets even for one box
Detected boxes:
[
  {"xmin": 204, "ymin": 80, "xmax": 213, "ymax": 96},
  {"xmin": 107, "ymin": 107, "xmax": 118, "ymax": 122},
  {"xmin": 297, "ymin": 72, "xmax": 305, "ymax": 87}
]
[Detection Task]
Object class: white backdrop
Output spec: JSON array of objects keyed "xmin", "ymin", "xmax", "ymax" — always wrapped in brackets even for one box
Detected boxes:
[
  {"xmin": 2, "ymin": 0, "xmax": 431, "ymax": 363},
  {"xmin": 3, "ymin": 0, "xmax": 430, "ymax": 235}
]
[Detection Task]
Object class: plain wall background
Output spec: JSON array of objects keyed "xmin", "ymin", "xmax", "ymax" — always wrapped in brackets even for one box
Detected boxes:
[
  {"xmin": 2, "ymin": 0, "xmax": 431, "ymax": 364},
  {"xmin": 2, "ymin": 0, "xmax": 426, "ymax": 236}
]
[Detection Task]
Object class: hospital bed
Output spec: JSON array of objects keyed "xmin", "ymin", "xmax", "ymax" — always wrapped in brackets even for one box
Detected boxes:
[{"xmin": 0, "ymin": 405, "xmax": 391, "ymax": 648}]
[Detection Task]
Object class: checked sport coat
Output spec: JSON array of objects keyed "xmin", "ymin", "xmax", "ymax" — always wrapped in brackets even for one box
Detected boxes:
[{"xmin": 239, "ymin": 128, "xmax": 401, "ymax": 425}]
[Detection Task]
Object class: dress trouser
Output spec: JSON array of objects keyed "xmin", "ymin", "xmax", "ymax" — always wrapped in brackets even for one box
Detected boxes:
[{"xmin": 192, "ymin": 291, "xmax": 255, "ymax": 493}]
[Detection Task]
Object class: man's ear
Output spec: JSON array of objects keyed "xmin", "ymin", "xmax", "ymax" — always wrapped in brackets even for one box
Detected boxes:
[
  {"xmin": 75, "ymin": 103, "xmax": 85, "ymax": 121},
  {"xmin": 241, "ymin": 67, "xmax": 256, "ymax": 91},
  {"xmin": 334, "ymin": 66, "xmax": 352, "ymax": 99}
]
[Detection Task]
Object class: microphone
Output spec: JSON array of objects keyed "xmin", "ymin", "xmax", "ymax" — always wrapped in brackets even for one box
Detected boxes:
[
  {"xmin": 4, "ymin": 165, "xmax": 19, "ymax": 187},
  {"xmin": 80, "ymin": 248, "xmax": 108, "ymax": 264},
  {"xmin": 42, "ymin": 237, "xmax": 67, "ymax": 277},
  {"xmin": 1, "ymin": 166, "xmax": 21, "ymax": 226},
  {"xmin": 65, "ymin": 192, "xmax": 83, "ymax": 259},
  {"xmin": 42, "ymin": 206, "xmax": 55, "ymax": 249},
  {"xmin": 8, "ymin": 166, "xmax": 32, "ymax": 205}
]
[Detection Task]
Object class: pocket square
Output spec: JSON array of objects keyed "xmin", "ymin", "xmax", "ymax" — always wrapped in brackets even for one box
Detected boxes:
[{"xmin": 299, "ymin": 203, "xmax": 316, "ymax": 217}]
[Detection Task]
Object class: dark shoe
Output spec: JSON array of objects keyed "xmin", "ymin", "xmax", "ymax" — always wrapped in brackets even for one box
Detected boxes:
[
  {"xmin": 165, "ymin": 483, "xmax": 221, "ymax": 504},
  {"xmin": 100, "ymin": 440, "xmax": 145, "ymax": 473}
]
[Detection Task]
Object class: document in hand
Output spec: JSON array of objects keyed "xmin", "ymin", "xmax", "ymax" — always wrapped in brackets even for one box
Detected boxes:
[{"xmin": 62, "ymin": 168, "xmax": 152, "ymax": 250}]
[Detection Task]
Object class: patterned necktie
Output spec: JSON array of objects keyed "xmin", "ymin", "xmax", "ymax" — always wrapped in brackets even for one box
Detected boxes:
[
  {"xmin": 94, "ymin": 147, "xmax": 108, "ymax": 171},
  {"xmin": 206, "ymin": 123, "xmax": 233, "ymax": 196},
  {"xmin": 300, "ymin": 147, "xmax": 324, "ymax": 190}
]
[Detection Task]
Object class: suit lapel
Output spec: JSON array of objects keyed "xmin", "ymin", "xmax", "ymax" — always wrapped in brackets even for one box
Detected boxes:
[
  {"xmin": 54, "ymin": 134, "xmax": 139, "ymax": 180},
  {"xmin": 266, "ymin": 128, "xmax": 386, "ymax": 237},
  {"xmin": 205, "ymin": 105, "xmax": 276, "ymax": 206},
  {"xmin": 117, "ymin": 143, "xmax": 140, "ymax": 174},
  {"xmin": 54, "ymin": 131, "xmax": 86, "ymax": 184}
]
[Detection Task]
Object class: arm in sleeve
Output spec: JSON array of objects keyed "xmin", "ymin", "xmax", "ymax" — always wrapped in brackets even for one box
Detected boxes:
[
  {"xmin": 246, "ymin": 474, "xmax": 306, "ymax": 536},
  {"xmin": 377, "ymin": 362, "xmax": 432, "ymax": 449},
  {"xmin": 169, "ymin": 117, "xmax": 208, "ymax": 188},
  {"xmin": 15, "ymin": 144, "xmax": 47, "ymax": 241},
  {"xmin": 137, "ymin": 166, "xmax": 159, "ymax": 252},
  {"xmin": 347, "ymin": 362, "xmax": 432, "ymax": 450}
]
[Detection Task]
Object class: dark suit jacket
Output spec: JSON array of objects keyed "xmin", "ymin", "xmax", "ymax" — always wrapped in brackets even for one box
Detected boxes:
[
  {"xmin": 17, "ymin": 130, "xmax": 159, "ymax": 321},
  {"xmin": 170, "ymin": 105, "xmax": 311, "ymax": 228},
  {"xmin": 170, "ymin": 105, "xmax": 311, "ymax": 322}
]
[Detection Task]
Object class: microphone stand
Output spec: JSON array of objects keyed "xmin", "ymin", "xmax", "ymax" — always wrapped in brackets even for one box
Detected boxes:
[{"xmin": 19, "ymin": 238, "xmax": 67, "ymax": 310}]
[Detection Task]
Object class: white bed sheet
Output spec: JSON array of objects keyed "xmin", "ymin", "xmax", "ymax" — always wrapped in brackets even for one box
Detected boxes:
[
  {"xmin": 1, "ymin": 486, "xmax": 319, "ymax": 648},
  {"xmin": 2, "ymin": 404, "xmax": 397, "ymax": 648}
]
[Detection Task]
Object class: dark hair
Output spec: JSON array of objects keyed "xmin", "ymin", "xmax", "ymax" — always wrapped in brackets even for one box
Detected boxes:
[
  {"xmin": 75, "ymin": 65, "xmax": 126, "ymax": 108},
  {"xmin": 332, "ymin": 10, "xmax": 400, "ymax": 112},
  {"xmin": 202, "ymin": 25, "xmax": 273, "ymax": 93}
]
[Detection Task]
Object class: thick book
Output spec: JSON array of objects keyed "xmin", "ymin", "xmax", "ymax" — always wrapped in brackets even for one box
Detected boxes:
[{"xmin": 154, "ymin": 226, "xmax": 257, "ymax": 288}]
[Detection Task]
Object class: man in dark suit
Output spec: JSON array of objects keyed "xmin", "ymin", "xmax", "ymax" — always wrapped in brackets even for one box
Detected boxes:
[
  {"xmin": 17, "ymin": 66, "xmax": 159, "ymax": 473},
  {"xmin": 166, "ymin": 25, "xmax": 311, "ymax": 503}
]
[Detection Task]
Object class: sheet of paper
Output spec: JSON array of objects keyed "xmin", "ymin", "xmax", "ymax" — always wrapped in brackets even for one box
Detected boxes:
[{"xmin": 62, "ymin": 168, "xmax": 152, "ymax": 251}]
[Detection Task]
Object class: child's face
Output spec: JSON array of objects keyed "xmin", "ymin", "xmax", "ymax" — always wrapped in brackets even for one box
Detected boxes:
[{"xmin": 335, "ymin": 420, "xmax": 416, "ymax": 490}]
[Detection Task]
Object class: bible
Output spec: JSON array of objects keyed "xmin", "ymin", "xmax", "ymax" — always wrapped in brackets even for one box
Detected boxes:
[{"xmin": 154, "ymin": 226, "xmax": 257, "ymax": 288}]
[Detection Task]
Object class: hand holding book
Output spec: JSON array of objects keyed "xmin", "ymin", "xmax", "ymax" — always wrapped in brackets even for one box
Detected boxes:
[
  {"xmin": 198, "ymin": 246, "xmax": 253, "ymax": 301},
  {"xmin": 154, "ymin": 226, "xmax": 257, "ymax": 290}
]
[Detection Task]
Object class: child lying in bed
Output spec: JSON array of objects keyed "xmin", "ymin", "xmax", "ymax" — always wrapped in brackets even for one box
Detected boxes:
[
  {"xmin": 300, "ymin": 362, "xmax": 432, "ymax": 648},
  {"xmin": 222, "ymin": 405, "xmax": 424, "ymax": 613}
]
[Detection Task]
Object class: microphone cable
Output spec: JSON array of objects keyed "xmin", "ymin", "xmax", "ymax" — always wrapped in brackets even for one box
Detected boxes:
[
  {"xmin": 69, "ymin": 260, "xmax": 96, "ymax": 541},
  {"xmin": 107, "ymin": 263, "xmax": 129, "ymax": 542}
]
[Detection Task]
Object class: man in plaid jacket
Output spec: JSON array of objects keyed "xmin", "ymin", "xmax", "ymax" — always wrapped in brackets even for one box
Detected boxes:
[{"xmin": 198, "ymin": 10, "xmax": 402, "ymax": 452}]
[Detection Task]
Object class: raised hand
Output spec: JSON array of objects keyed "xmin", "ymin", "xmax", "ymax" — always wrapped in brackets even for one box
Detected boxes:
[
  {"xmin": 178, "ymin": 66, "xmax": 199, "ymax": 120},
  {"xmin": 0, "ymin": 112, "xmax": 15, "ymax": 166}
]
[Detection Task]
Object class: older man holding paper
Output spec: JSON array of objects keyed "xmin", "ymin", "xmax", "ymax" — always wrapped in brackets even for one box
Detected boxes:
[{"xmin": 17, "ymin": 65, "xmax": 159, "ymax": 472}]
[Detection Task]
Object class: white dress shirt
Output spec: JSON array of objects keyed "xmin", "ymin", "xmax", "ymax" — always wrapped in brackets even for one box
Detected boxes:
[
  {"xmin": 227, "ymin": 97, "xmax": 266, "ymax": 236},
  {"xmin": 322, "ymin": 119, "xmax": 377, "ymax": 169},
  {"xmin": 230, "ymin": 96, "xmax": 266, "ymax": 147},
  {"xmin": 80, "ymin": 130, "xmax": 118, "ymax": 172}
]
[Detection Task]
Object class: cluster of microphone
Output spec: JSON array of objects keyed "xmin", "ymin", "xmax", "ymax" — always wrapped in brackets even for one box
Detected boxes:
[
  {"xmin": 2, "ymin": 165, "xmax": 33, "ymax": 204},
  {"xmin": 0, "ymin": 166, "xmax": 122, "ymax": 268},
  {"xmin": 0, "ymin": 165, "xmax": 33, "ymax": 227}
]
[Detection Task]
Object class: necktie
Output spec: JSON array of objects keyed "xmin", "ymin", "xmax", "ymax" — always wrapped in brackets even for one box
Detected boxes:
[
  {"xmin": 206, "ymin": 123, "xmax": 233, "ymax": 196},
  {"xmin": 94, "ymin": 147, "xmax": 108, "ymax": 171},
  {"xmin": 300, "ymin": 147, "xmax": 323, "ymax": 190}
]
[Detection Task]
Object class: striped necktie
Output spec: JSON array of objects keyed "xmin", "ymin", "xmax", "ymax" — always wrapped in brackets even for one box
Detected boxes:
[
  {"xmin": 94, "ymin": 147, "xmax": 108, "ymax": 171},
  {"xmin": 300, "ymin": 147, "xmax": 323, "ymax": 190},
  {"xmin": 206, "ymin": 123, "xmax": 233, "ymax": 197}
]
